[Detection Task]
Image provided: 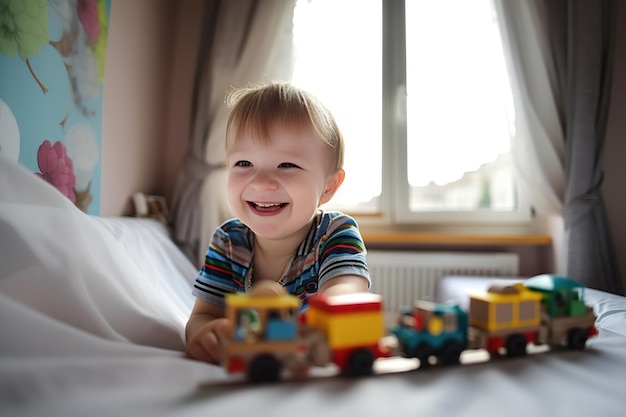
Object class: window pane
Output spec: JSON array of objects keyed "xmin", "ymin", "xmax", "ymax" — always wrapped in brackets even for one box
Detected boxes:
[
  {"xmin": 405, "ymin": 0, "xmax": 516, "ymax": 212},
  {"xmin": 291, "ymin": 0, "xmax": 382, "ymax": 214}
]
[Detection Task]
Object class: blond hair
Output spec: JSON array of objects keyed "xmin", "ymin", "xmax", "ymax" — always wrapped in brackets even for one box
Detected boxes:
[{"xmin": 225, "ymin": 81, "xmax": 344, "ymax": 172}]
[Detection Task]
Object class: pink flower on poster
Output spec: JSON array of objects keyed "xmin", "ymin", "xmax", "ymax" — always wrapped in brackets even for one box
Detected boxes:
[
  {"xmin": 36, "ymin": 140, "xmax": 77, "ymax": 203},
  {"xmin": 77, "ymin": 0, "xmax": 101, "ymax": 45}
]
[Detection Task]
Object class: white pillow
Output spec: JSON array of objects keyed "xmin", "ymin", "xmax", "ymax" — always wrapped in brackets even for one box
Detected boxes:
[{"xmin": 0, "ymin": 155, "xmax": 197, "ymax": 355}]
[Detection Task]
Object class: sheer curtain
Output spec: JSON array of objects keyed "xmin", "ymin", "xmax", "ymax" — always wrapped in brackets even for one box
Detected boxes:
[
  {"xmin": 494, "ymin": 0, "xmax": 565, "ymax": 215},
  {"xmin": 494, "ymin": 0, "xmax": 566, "ymax": 272},
  {"xmin": 169, "ymin": 0, "xmax": 296, "ymax": 265},
  {"xmin": 496, "ymin": 0, "xmax": 622, "ymax": 294}
]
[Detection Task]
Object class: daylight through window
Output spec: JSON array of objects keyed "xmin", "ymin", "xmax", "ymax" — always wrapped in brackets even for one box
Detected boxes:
[{"xmin": 291, "ymin": 0, "xmax": 522, "ymax": 223}]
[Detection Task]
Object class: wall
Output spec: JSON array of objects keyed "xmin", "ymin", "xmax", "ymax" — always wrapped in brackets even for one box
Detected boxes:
[
  {"xmin": 102, "ymin": 0, "xmax": 202, "ymax": 215},
  {"xmin": 163, "ymin": 1, "xmax": 205, "ymax": 206},
  {"xmin": 603, "ymin": 0, "xmax": 626, "ymax": 293}
]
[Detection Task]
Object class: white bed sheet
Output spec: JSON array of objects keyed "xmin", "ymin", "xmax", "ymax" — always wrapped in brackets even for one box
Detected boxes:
[{"xmin": 2, "ymin": 155, "xmax": 626, "ymax": 417}]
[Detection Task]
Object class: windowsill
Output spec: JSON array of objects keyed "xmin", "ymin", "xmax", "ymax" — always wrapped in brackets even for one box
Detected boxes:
[{"xmin": 361, "ymin": 231, "xmax": 552, "ymax": 248}]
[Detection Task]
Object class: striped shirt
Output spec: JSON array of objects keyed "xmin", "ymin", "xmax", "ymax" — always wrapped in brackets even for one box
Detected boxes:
[{"xmin": 192, "ymin": 210, "xmax": 370, "ymax": 309}]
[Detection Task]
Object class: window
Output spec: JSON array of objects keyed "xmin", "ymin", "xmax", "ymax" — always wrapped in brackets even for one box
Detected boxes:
[
  {"xmin": 292, "ymin": 0, "xmax": 382, "ymax": 214},
  {"xmin": 291, "ymin": 0, "xmax": 531, "ymax": 229}
]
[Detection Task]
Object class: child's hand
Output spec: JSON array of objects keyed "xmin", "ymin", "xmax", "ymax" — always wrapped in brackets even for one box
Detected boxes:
[{"xmin": 186, "ymin": 318, "xmax": 230, "ymax": 364}]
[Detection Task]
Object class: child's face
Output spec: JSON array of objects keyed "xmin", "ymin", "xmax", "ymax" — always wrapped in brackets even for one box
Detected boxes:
[{"xmin": 227, "ymin": 125, "xmax": 343, "ymax": 241}]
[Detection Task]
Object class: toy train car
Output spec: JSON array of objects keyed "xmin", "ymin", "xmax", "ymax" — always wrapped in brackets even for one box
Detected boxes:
[{"xmin": 221, "ymin": 274, "xmax": 597, "ymax": 383}]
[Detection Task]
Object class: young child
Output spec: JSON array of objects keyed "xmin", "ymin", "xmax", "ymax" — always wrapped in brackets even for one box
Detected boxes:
[{"xmin": 185, "ymin": 81, "xmax": 370, "ymax": 364}]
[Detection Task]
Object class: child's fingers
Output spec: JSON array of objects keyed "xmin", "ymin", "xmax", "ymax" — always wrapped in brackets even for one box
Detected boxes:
[
  {"xmin": 185, "ymin": 336, "xmax": 215, "ymax": 363},
  {"xmin": 212, "ymin": 318, "xmax": 231, "ymax": 341},
  {"xmin": 195, "ymin": 329, "xmax": 220, "ymax": 363},
  {"xmin": 199, "ymin": 319, "xmax": 230, "ymax": 363}
]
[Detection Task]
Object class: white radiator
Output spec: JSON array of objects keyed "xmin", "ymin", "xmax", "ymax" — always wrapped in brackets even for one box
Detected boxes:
[{"xmin": 366, "ymin": 251, "xmax": 519, "ymax": 326}]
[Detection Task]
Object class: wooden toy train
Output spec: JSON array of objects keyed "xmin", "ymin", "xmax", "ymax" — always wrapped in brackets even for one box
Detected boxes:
[{"xmin": 221, "ymin": 274, "xmax": 598, "ymax": 383}]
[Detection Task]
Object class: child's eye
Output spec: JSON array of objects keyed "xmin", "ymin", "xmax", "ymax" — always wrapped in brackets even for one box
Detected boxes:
[
  {"xmin": 234, "ymin": 160, "xmax": 252, "ymax": 167},
  {"xmin": 278, "ymin": 162, "xmax": 300, "ymax": 169}
]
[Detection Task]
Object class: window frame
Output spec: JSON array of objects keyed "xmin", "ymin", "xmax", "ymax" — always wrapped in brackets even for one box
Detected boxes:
[{"xmin": 353, "ymin": 0, "xmax": 533, "ymax": 232}]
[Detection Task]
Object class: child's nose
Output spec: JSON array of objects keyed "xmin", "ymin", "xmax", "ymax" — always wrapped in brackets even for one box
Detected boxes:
[{"xmin": 250, "ymin": 171, "xmax": 278, "ymax": 190}]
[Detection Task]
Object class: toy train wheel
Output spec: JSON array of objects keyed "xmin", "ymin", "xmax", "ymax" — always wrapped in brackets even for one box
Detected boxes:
[
  {"xmin": 248, "ymin": 354, "xmax": 282, "ymax": 383},
  {"xmin": 505, "ymin": 334, "xmax": 527, "ymax": 357},
  {"xmin": 414, "ymin": 343, "xmax": 433, "ymax": 367},
  {"xmin": 567, "ymin": 328, "xmax": 588, "ymax": 350},
  {"xmin": 346, "ymin": 348, "xmax": 375, "ymax": 377},
  {"xmin": 440, "ymin": 340, "xmax": 464, "ymax": 365}
]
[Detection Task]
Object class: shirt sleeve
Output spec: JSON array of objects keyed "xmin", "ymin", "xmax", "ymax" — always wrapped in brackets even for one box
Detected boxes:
[
  {"xmin": 317, "ymin": 213, "xmax": 371, "ymax": 289},
  {"xmin": 191, "ymin": 227, "xmax": 239, "ymax": 307}
]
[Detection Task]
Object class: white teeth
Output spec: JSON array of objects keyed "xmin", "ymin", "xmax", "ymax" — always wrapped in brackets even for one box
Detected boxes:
[{"xmin": 255, "ymin": 203, "xmax": 281, "ymax": 208}]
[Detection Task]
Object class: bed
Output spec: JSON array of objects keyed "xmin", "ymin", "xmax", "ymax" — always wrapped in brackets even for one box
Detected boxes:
[{"xmin": 2, "ymin": 155, "xmax": 626, "ymax": 417}]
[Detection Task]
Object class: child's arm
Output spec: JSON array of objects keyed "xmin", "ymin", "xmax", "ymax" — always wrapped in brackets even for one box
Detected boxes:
[
  {"xmin": 319, "ymin": 274, "xmax": 369, "ymax": 296},
  {"xmin": 185, "ymin": 299, "xmax": 229, "ymax": 364}
]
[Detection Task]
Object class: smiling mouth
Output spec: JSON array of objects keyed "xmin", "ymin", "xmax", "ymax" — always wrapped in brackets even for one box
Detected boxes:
[{"xmin": 248, "ymin": 202, "xmax": 288, "ymax": 212}]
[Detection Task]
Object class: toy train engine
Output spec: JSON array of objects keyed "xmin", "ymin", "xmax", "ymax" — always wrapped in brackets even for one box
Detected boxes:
[{"xmin": 223, "ymin": 291, "xmax": 306, "ymax": 383}]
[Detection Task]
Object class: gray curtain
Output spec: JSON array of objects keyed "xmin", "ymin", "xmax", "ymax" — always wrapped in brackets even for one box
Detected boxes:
[
  {"xmin": 543, "ymin": 0, "xmax": 622, "ymax": 294},
  {"xmin": 496, "ymin": 0, "xmax": 621, "ymax": 293},
  {"xmin": 169, "ymin": 0, "xmax": 230, "ymax": 263}
]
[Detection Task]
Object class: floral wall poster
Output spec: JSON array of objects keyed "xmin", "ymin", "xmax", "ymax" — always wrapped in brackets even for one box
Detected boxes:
[{"xmin": 0, "ymin": 0, "xmax": 111, "ymax": 214}]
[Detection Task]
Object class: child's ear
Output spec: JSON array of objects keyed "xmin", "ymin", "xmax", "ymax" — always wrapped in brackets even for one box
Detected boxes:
[{"xmin": 319, "ymin": 169, "xmax": 345, "ymax": 206}]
